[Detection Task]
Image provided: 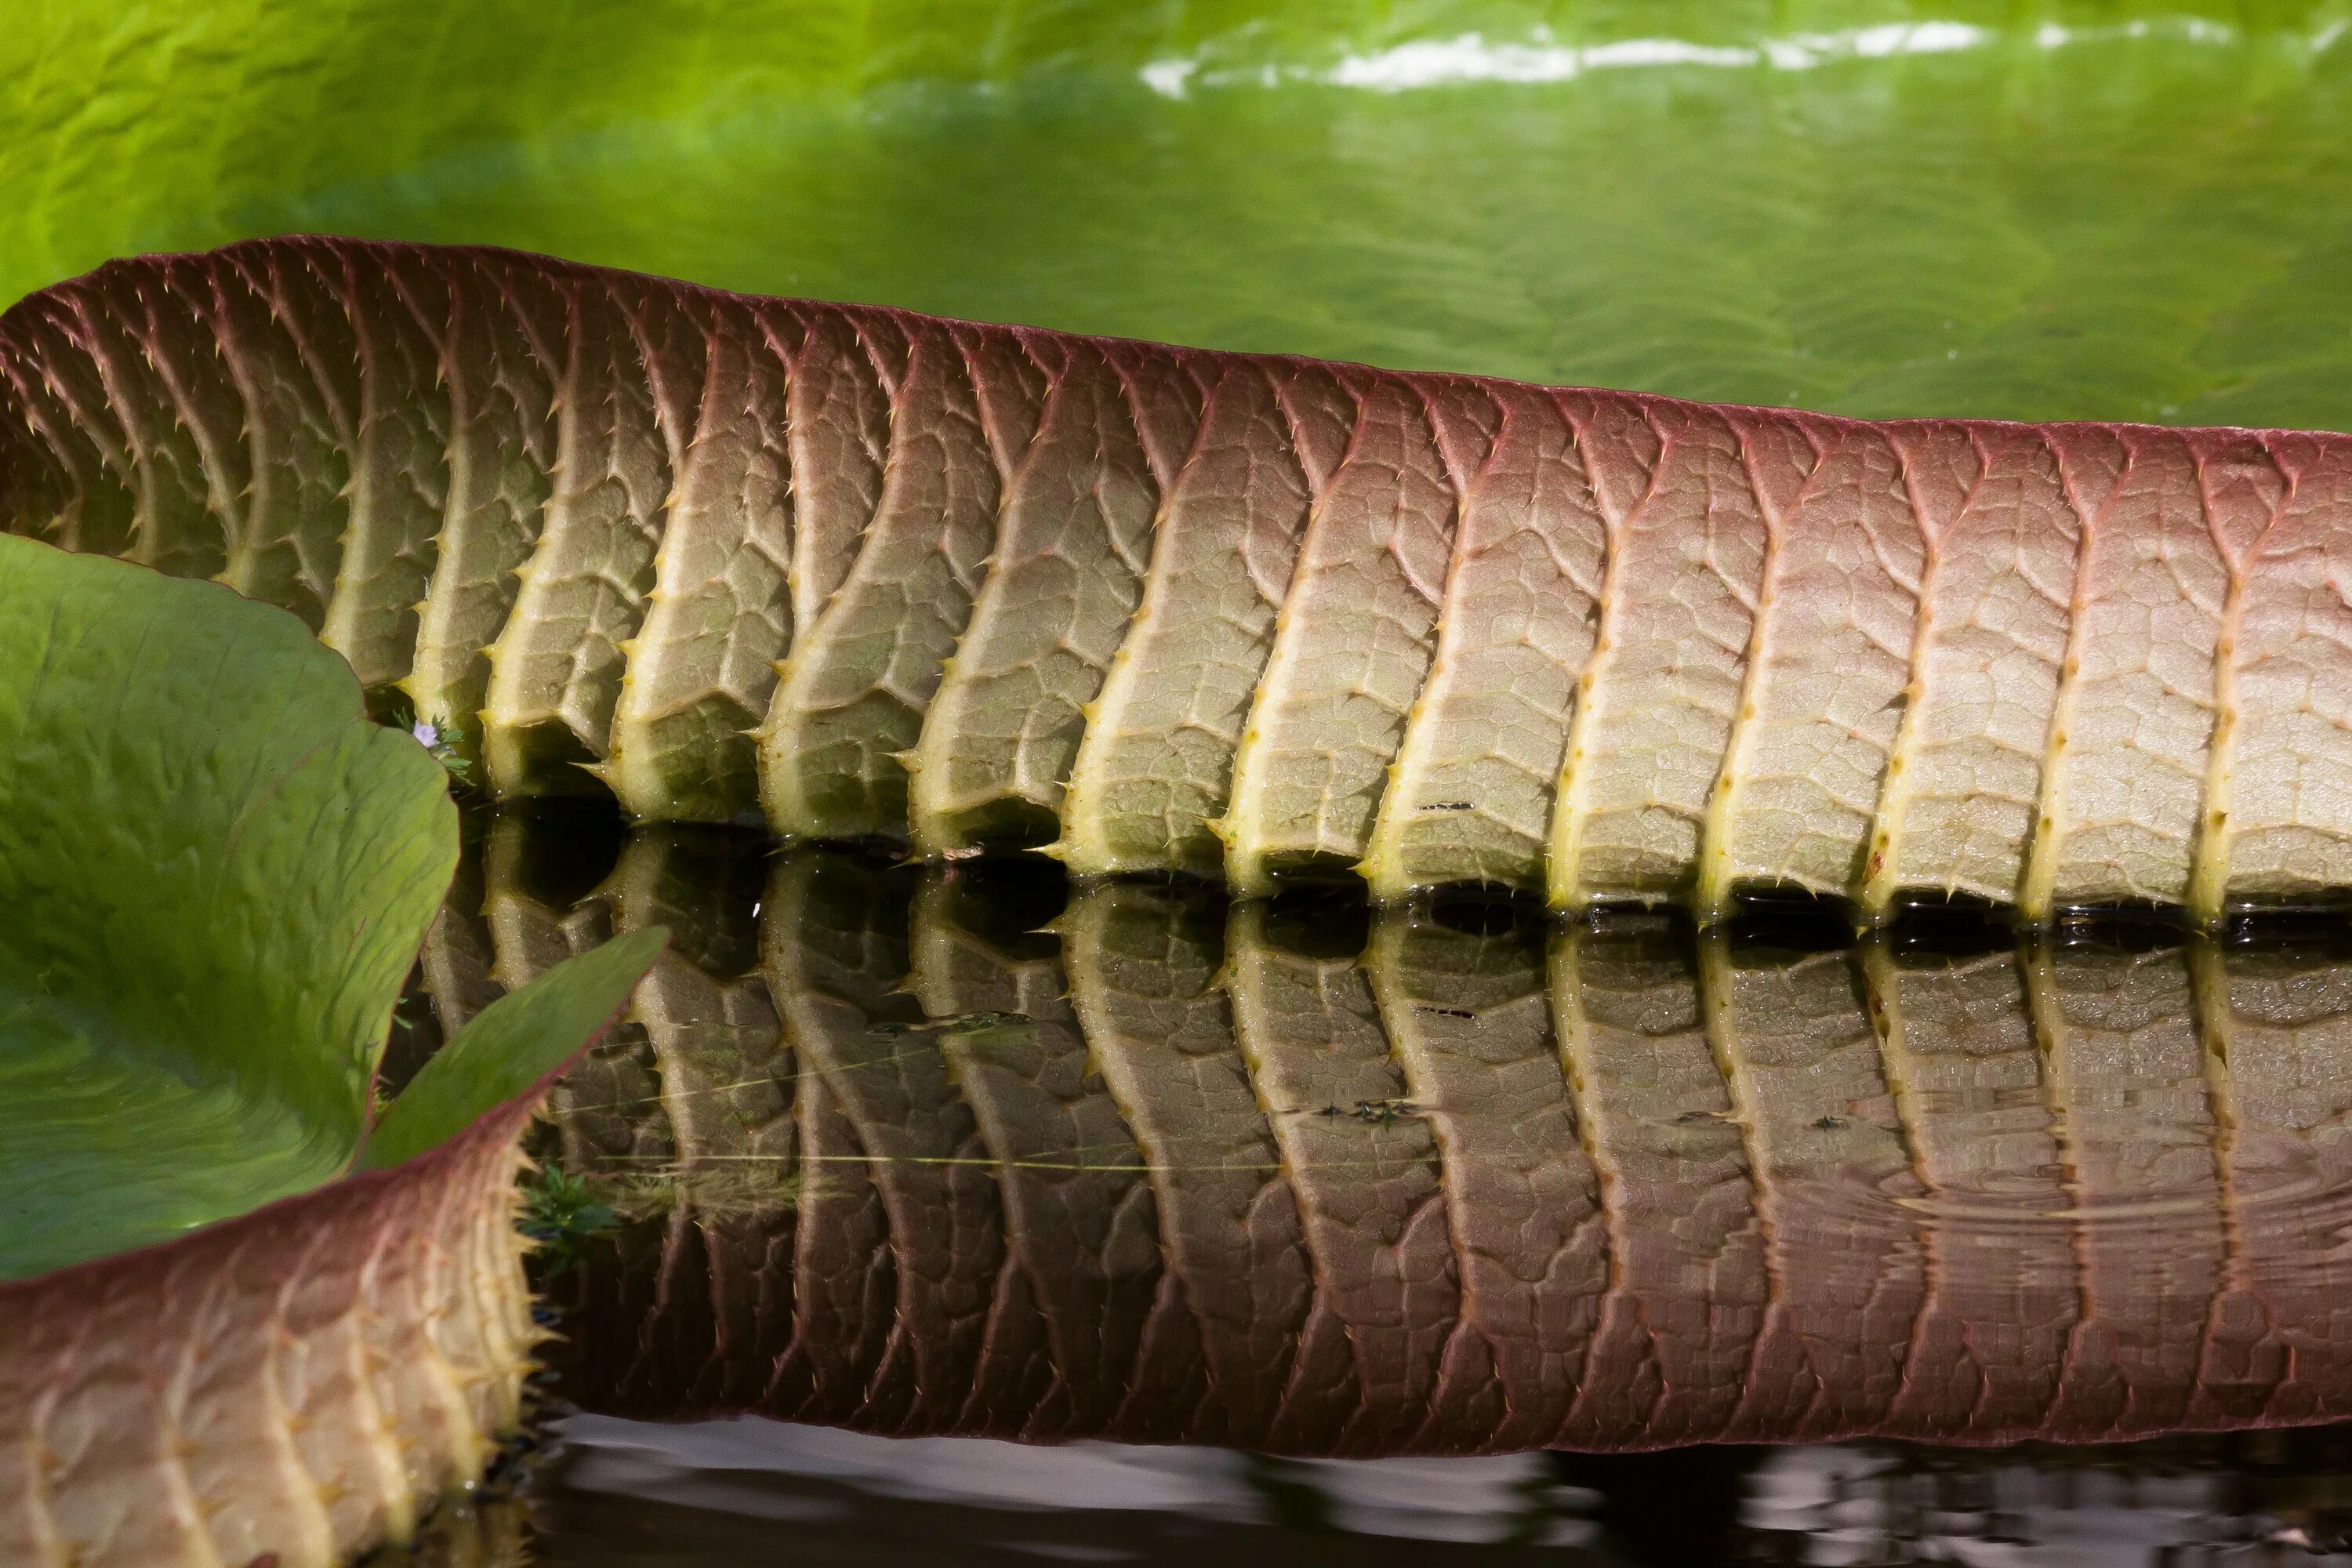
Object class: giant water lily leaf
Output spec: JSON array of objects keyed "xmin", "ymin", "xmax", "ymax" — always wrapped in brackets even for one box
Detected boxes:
[
  {"xmin": 364, "ymin": 927, "xmax": 670, "ymax": 1171},
  {"xmin": 0, "ymin": 538, "xmax": 451, "ymax": 1276},
  {"xmin": 5, "ymin": 3, "xmax": 2352, "ymax": 430},
  {"xmin": 0, "ymin": 535, "xmax": 662, "ymax": 1279},
  {"xmin": 13, "ymin": 236, "xmax": 2352, "ymax": 928}
]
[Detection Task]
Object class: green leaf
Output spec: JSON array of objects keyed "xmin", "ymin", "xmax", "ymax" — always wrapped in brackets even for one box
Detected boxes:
[
  {"xmin": 0, "ymin": 538, "xmax": 455, "ymax": 1278},
  {"xmin": 363, "ymin": 927, "xmax": 667, "ymax": 1171},
  {"xmin": 7, "ymin": 3, "xmax": 2352, "ymax": 429}
]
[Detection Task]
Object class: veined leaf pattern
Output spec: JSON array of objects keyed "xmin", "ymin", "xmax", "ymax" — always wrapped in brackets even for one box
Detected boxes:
[{"xmin": 10, "ymin": 238, "xmax": 2352, "ymax": 920}]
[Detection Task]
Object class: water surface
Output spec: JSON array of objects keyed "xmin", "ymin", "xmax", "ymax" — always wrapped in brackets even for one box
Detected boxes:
[{"xmin": 396, "ymin": 1416, "xmax": 2352, "ymax": 1563}]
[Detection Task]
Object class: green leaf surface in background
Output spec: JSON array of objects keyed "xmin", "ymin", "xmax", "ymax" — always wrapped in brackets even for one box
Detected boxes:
[{"xmin": 7, "ymin": 2, "xmax": 2352, "ymax": 428}]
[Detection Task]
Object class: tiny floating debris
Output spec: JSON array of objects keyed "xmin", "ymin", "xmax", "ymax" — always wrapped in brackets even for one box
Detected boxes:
[
  {"xmin": 1308, "ymin": 1098, "xmax": 1422, "ymax": 1124},
  {"xmin": 874, "ymin": 1010, "xmax": 1031, "ymax": 1036}
]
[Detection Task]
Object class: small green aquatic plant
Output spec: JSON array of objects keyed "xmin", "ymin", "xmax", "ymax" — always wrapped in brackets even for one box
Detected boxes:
[
  {"xmin": 372, "ymin": 684, "xmax": 483, "ymax": 793},
  {"xmin": 520, "ymin": 1165, "xmax": 620, "ymax": 1276}
]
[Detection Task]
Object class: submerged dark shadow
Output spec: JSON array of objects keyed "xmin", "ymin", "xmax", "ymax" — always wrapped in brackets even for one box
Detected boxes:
[
  {"xmin": 503, "ymin": 797, "xmax": 631, "ymax": 909},
  {"xmin": 1258, "ymin": 880, "xmax": 1372, "ymax": 960},
  {"xmin": 2048, "ymin": 900, "xmax": 2194, "ymax": 952},
  {"xmin": 921, "ymin": 852, "xmax": 1071, "ymax": 945},
  {"xmin": 1721, "ymin": 882, "xmax": 1855, "ymax": 956},
  {"xmin": 1420, "ymin": 883, "xmax": 1546, "ymax": 938},
  {"xmin": 1875, "ymin": 887, "xmax": 2016, "ymax": 958}
]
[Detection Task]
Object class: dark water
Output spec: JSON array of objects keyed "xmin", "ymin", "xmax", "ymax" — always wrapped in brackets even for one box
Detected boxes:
[
  {"xmin": 368, "ymin": 808, "xmax": 2352, "ymax": 1564},
  {"xmin": 390, "ymin": 1417, "xmax": 2352, "ymax": 1563}
]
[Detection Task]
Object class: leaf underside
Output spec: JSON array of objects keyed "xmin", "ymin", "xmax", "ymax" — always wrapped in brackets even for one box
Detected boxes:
[{"xmin": 9, "ymin": 232, "xmax": 2352, "ymax": 928}]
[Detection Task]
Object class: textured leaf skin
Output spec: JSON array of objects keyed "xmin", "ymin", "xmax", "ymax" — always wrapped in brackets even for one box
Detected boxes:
[
  {"xmin": 462, "ymin": 826, "xmax": 2352, "ymax": 1451},
  {"xmin": 0, "ymin": 1096, "xmax": 540, "ymax": 1568},
  {"xmin": 14, "ymin": 239, "xmax": 2352, "ymax": 921}
]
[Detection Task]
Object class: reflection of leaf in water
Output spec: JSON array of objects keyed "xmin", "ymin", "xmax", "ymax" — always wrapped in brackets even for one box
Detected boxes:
[
  {"xmin": 604, "ymin": 1162, "xmax": 804, "ymax": 1222},
  {"xmin": 441, "ymin": 819, "xmax": 2352, "ymax": 1454}
]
